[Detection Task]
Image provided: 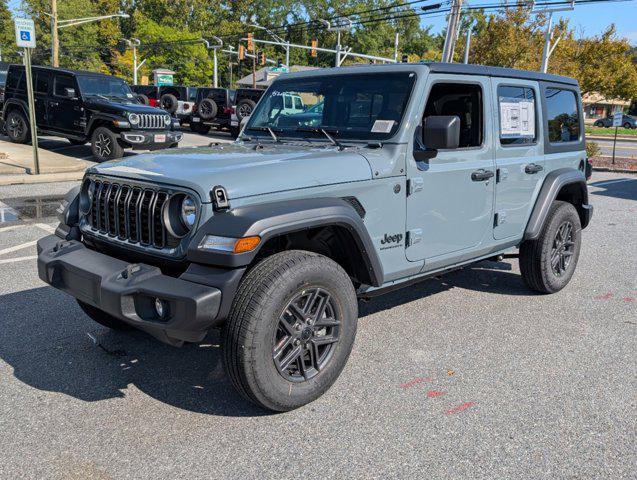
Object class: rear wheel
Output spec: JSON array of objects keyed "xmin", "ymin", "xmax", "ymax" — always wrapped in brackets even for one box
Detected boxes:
[
  {"xmin": 235, "ymin": 99, "xmax": 256, "ymax": 122},
  {"xmin": 198, "ymin": 98, "xmax": 218, "ymax": 120},
  {"xmin": 623, "ymin": 122, "xmax": 632, "ymax": 129},
  {"xmin": 222, "ymin": 250, "xmax": 358, "ymax": 411},
  {"xmin": 593, "ymin": 120, "xmax": 604, "ymax": 127},
  {"xmin": 160, "ymin": 94, "xmax": 178, "ymax": 114},
  {"xmin": 519, "ymin": 201, "xmax": 582, "ymax": 293},
  {"xmin": 91, "ymin": 126, "xmax": 124, "ymax": 161},
  {"xmin": 5, "ymin": 110, "xmax": 30, "ymax": 143},
  {"xmin": 77, "ymin": 300, "xmax": 133, "ymax": 331}
]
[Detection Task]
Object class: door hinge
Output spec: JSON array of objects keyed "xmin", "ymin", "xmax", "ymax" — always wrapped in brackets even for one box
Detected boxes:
[
  {"xmin": 406, "ymin": 228, "xmax": 423, "ymax": 246},
  {"xmin": 407, "ymin": 177, "xmax": 423, "ymax": 195},
  {"xmin": 494, "ymin": 211, "xmax": 507, "ymax": 227},
  {"xmin": 496, "ymin": 168, "xmax": 508, "ymax": 183}
]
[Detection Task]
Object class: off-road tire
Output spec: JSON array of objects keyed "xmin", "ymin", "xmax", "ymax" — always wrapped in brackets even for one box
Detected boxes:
[
  {"xmin": 593, "ymin": 120, "xmax": 604, "ymax": 127},
  {"xmin": 91, "ymin": 127, "xmax": 124, "ymax": 161},
  {"xmin": 235, "ymin": 99, "xmax": 256, "ymax": 121},
  {"xmin": 519, "ymin": 201, "xmax": 582, "ymax": 293},
  {"xmin": 198, "ymin": 98, "xmax": 218, "ymax": 120},
  {"xmin": 623, "ymin": 122, "xmax": 632, "ymax": 129},
  {"xmin": 222, "ymin": 250, "xmax": 358, "ymax": 412},
  {"xmin": 5, "ymin": 109, "xmax": 30, "ymax": 143},
  {"xmin": 190, "ymin": 122, "xmax": 211, "ymax": 135},
  {"xmin": 160, "ymin": 94, "xmax": 178, "ymax": 114},
  {"xmin": 77, "ymin": 300, "xmax": 133, "ymax": 331},
  {"xmin": 136, "ymin": 94, "xmax": 149, "ymax": 105}
]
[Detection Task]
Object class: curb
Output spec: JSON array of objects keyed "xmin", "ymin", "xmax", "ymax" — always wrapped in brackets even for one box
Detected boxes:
[
  {"xmin": 592, "ymin": 166, "xmax": 637, "ymax": 175},
  {"xmin": 0, "ymin": 171, "xmax": 85, "ymax": 186},
  {"xmin": 587, "ymin": 135, "xmax": 637, "ymax": 143}
]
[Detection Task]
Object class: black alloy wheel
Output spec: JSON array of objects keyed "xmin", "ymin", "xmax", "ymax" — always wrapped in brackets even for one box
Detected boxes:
[
  {"xmin": 273, "ymin": 287, "xmax": 340, "ymax": 382},
  {"xmin": 6, "ymin": 110, "xmax": 29, "ymax": 143},
  {"xmin": 550, "ymin": 221, "xmax": 575, "ymax": 277}
]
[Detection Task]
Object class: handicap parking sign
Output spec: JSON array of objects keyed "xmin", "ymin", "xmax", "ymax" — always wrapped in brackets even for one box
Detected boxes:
[{"xmin": 14, "ymin": 18, "xmax": 36, "ymax": 48}]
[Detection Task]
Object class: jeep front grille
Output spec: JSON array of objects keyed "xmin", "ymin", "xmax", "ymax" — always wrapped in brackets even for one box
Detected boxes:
[
  {"xmin": 87, "ymin": 179, "xmax": 180, "ymax": 250},
  {"xmin": 138, "ymin": 113, "xmax": 167, "ymax": 130}
]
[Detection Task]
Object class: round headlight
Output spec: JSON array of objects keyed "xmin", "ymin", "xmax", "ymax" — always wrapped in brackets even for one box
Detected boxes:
[
  {"xmin": 128, "ymin": 113, "xmax": 140, "ymax": 125},
  {"xmin": 79, "ymin": 179, "xmax": 94, "ymax": 215},
  {"xmin": 164, "ymin": 115, "xmax": 171, "ymax": 126},
  {"xmin": 180, "ymin": 196, "xmax": 197, "ymax": 228}
]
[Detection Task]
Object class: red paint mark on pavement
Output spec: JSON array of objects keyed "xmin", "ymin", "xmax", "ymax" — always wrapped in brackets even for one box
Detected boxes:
[
  {"xmin": 594, "ymin": 293, "xmax": 614, "ymax": 300},
  {"xmin": 401, "ymin": 378, "xmax": 424, "ymax": 389},
  {"xmin": 445, "ymin": 401, "xmax": 476, "ymax": 415},
  {"xmin": 622, "ymin": 297, "xmax": 634, "ymax": 302},
  {"xmin": 426, "ymin": 390, "xmax": 446, "ymax": 398}
]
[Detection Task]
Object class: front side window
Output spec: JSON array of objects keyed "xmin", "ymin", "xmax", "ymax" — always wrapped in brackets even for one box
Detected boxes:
[
  {"xmin": 423, "ymin": 83, "xmax": 483, "ymax": 148},
  {"xmin": 54, "ymin": 75, "xmax": 75, "ymax": 97},
  {"xmin": 498, "ymin": 85, "xmax": 536, "ymax": 145},
  {"xmin": 247, "ymin": 72, "xmax": 416, "ymax": 141},
  {"xmin": 545, "ymin": 88, "xmax": 580, "ymax": 143}
]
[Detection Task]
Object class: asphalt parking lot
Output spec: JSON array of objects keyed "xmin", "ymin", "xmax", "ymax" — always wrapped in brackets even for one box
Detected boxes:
[{"xmin": 0, "ymin": 171, "xmax": 635, "ymax": 479}]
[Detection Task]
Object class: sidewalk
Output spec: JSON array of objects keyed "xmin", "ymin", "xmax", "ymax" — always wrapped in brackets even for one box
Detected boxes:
[{"xmin": 0, "ymin": 138, "xmax": 91, "ymax": 185}]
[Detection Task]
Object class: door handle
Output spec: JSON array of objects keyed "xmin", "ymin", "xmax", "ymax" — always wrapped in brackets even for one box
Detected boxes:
[
  {"xmin": 525, "ymin": 163, "xmax": 543, "ymax": 174},
  {"xmin": 471, "ymin": 169, "xmax": 494, "ymax": 182},
  {"xmin": 49, "ymin": 101, "xmax": 59, "ymax": 107}
]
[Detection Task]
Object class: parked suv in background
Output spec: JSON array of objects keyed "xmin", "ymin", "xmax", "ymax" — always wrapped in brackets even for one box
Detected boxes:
[
  {"xmin": 0, "ymin": 61, "xmax": 9, "ymax": 112},
  {"xmin": 38, "ymin": 63, "xmax": 593, "ymax": 412},
  {"xmin": 2, "ymin": 66, "xmax": 182, "ymax": 161},
  {"xmin": 593, "ymin": 114, "xmax": 636, "ymax": 129},
  {"xmin": 131, "ymin": 85, "xmax": 198, "ymax": 125},
  {"xmin": 190, "ymin": 87, "xmax": 235, "ymax": 134}
]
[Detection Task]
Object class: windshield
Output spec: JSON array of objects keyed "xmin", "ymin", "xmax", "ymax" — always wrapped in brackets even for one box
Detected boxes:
[
  {"xmin": 246, "ymin": 72, "xmax": 416, "ymax": 141},
  {"xmin": 77, "ymin": 75, "xmax": 135, "ymax": 100}
]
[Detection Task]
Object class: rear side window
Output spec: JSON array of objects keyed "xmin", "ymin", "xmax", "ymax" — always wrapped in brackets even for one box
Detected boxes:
[
  {"xmin": 545, "ymin": 88, "xmax": 580, "ymax": 143},
  {"xmin": 6, "ymin": 68, "xmax": 24, "ymax": 91},
  {"xmin": 53, "ymin": 74, "xmax": 75, "ymax": 97},
  {"xmin": 35, "ymin": 72, "xmax": 49, "ymax": 94},
  {"xmin": 498, "ymin": 86, "xmax": 536, "ymax": 145}
]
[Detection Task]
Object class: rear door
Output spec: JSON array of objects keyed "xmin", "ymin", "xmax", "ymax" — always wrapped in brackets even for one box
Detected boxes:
[
  {"xmin": 491, "ymin": 79, "xmax": 545, "ymax": 240},
  {"xmin": 33, "ymin": 69, "xmax": 51, "ymax": 127},
  {"xmin": 49, "ymin": 73, "xmax": 82, "ymax": 133}
]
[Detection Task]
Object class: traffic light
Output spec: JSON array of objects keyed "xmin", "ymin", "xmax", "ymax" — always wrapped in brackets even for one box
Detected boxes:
[
  {"xmin": 247, "ymin": 32, "xmax": 254, "ymax": 51},
  {"xmin": 238, "ymin": 44, "xmax": 245, "ymax": 60},
  {"xmin": 259, "ymin": 51, "xmax": 266, "ymax": 66},
  {"xmin": 311, "ymin": 39, "xmax": 318, "ymax": 58}
]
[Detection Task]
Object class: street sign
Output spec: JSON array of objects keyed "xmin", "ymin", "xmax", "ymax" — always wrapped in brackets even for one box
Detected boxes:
[
  {"xmin": 612, "ymin": 111, "xmax": 623, "ymax": 128},
  {"xmin": 156, "ymin": 74, "xmax": 173, "ymax": 86},
  {"xmin": 14, "ymin": 18, "xmax": 36, "ymax": 48}
]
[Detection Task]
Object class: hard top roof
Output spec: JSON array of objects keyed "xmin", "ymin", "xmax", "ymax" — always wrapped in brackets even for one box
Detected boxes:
[{"xmin": 9, "ymin": 64, "xmax": 120, "ymax": 79}]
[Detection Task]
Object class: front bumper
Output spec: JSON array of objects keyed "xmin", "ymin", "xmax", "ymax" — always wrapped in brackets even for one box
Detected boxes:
[
  {"xmin": 37, "ymin": 235, "xmax": 221, "ymax": 345},
  {"xmin": 120, "ymin": 130, "xmax": 183, "ymax": 149}
]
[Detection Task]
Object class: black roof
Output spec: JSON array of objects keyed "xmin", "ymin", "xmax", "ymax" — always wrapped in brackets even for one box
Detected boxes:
[
  {"xmin": 8, "ymin": 64, "xmax": 118, "ymax": 79},
  {"xmin": 422, "ymin": 62, "xmax": 578, "ymax": 86}
]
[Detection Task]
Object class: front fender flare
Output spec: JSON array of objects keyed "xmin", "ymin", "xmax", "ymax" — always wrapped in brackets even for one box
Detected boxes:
[
  {"xmin": 187, "ymin": 197, "xmax": 384, "ymax": 286},
  {"xmin": 524, "ymin": 168, "xmax": 591, "ymax": 241}
]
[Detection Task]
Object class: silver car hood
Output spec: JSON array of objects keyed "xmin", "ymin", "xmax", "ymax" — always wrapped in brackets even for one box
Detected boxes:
[{"xmin": 88, "ymin": 142, "xmax": 374, "ymax": 202}]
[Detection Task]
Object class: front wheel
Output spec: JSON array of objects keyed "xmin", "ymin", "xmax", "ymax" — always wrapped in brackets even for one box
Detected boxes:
[
  {"xmin": 5, "ymin": 110, "xmax": 30, "ymax": 143},
  {"xmin": 623, "ymin": 122, "xmax": 632, "ymax": 129},
  {"xmin": 593, "ymin": 120, "xmax": 604, "ymax": 127},
  {"xmin": 222, "ymin": 250, "xmax": 358, "ymax": 411},
  {"xmin": 519, "ymin": 201, "xmax": 582, "ymax": 293},
  {"xmin": 91, "ymin": 127, "xmax": 124, "ymax": 161}
]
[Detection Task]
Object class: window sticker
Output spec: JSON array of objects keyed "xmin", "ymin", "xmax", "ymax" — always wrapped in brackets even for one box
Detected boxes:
[
  {"xmin": 371, "ymin": 119, "xmax": 395, "ymax": 133},
  {"xmin": 499, "ymin": 97, "xmax": 535, "ymax": 138}
]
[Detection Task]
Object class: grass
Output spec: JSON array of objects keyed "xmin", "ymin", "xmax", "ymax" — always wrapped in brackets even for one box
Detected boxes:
[{"xmin": 585, "ymin": 126, "xmax": 637, "ymax": 136}]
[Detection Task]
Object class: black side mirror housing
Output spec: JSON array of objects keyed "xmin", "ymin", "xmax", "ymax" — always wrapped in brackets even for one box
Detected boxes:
[
  {"xmin": 422, "ymin": 115, "xmax": 460, "ymax": 150},
  {"xmin": 65, "ymin": 87, "xmax": 76, "ymax": 99}
]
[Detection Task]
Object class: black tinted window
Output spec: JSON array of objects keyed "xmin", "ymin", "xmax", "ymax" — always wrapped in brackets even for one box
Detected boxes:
[
  {"xmin": 545, "ymin": 88, "xmax": 580, "ymax": 143},
  {"xmin": 498, "ymin": 86, "xmax": 536, "ymax": 145},
  {"xmin": 423, "ymin": 83, "xmax": 483, "ymax": 148},
  {"xmin": 54, "ymin": 75, "xmax": 75, "ymax": 96},
  {"xmin": 35, "ymin": 72, "xmax": 49, "ymax": 94},
  {"xmin": 6, "ymin": 68, "xmax": 24, "ymax": 90}
]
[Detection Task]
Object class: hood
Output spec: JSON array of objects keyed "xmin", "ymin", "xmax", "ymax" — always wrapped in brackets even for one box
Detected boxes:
[
  {"xmin": 88, "ymin": 142, "xmax": 373, "ymax": 202},
  {"xmin": 83, "ymin": 97, "xmax": 166, "ymax": 116}
]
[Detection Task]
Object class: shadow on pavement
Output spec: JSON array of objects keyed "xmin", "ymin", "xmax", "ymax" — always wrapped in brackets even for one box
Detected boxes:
[
  {"xmin": 1, "ymin": 261, "xmax": 528, "ymax": 416},
  {"xmin": 590, "ymin": 178, "xmax": 637, "ymax": 201}
]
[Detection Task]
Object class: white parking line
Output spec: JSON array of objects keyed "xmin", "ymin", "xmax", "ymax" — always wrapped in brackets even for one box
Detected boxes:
[
  {"xmin": 0, "ymin": 240, "xmax": 37, "ymax": 256},
  {"xmin": 0, "ymin": 255, "xmax": 37, "ymax": 265},
  {"xmin": 35, "ymin": 223, "xmax": 56, "ymax": 234},
  {"xmin": 592, "ymin": 178, "xmax": 635, "ymax": 187},
  {"xmin": 0, "ymin": 224, "xmax": 25, "ymax": 233}
]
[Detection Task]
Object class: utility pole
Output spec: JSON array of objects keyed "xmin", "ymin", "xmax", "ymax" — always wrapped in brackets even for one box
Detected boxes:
[
  {"xmin": 394, "ymin": 32, "xmax": 399, "ymax": 62},
  {"xmin": 202, "ymin": 37, "xmax": 223, "ymax": 87},
  {"xmin": 536, "ymin": 1, "xmax": 573, "ymax": 73},
  {"xmin": 51, "ymin": 0, "xmax": 58, "ymax": 66},
  {"xmin": 463, "ymin": 21, "xmax": 475, "ymax": 64},
  {"xmin": 321, "ymin": 19, "xmax": 352, "ymax": 67},
  {"xmin": 442, "ymin": 0, "xmax": 463, "ymax": 63},
  {"xmin": 122, "ymin": 38, "xmax": 142, "ymax": 84}
]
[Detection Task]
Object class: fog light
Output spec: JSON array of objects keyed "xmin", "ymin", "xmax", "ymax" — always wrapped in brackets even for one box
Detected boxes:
[{"xmin": 155, "ymin": 298, "xmax": 168, "ymax": 318}]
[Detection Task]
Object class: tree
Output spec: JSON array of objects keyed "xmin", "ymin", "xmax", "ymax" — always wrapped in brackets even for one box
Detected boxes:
[{"xmin": 0, "ymin": 0, "xmax": 18, "ymax": 62}]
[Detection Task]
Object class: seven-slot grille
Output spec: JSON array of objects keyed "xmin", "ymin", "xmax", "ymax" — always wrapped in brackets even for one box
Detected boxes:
[
  {"xmin": 138, "ymin": 113, "xmax": 167, "ymax": 130},
  {"xmin": 87, "ymin": 179, "xmax": 179, "ymax": 249}
]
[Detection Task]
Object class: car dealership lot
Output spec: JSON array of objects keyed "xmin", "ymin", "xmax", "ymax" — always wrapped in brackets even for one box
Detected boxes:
[{"xmin": 0, "ymin": 172, "xmax": 635, "ymax": 479}]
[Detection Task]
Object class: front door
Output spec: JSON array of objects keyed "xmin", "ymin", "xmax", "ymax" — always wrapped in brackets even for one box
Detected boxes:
[
  {"xmin": 48, "ymin": 73, "xmax": 82, "ymax": 134},
  {"xmin": 33, "ymin": 70, "xmax": 51, "ymax": 127},
  {"xmin": 406, "ymin": 75, "xmax": 496, "ymax": 263}
]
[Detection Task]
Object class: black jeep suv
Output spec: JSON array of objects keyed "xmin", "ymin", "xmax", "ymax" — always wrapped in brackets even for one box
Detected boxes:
[{"xmin": 2, "ymin": 66, "xmax": 182, "ymax": 161}]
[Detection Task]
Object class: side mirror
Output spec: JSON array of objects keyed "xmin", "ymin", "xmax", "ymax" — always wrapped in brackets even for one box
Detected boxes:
[
  {"xmin": 422, "ymin": 115, "xmax": 460, "ymax": 150},
  {"xmin": 65, "ymin": 87, "xmax": 76, "ymax": 99}
]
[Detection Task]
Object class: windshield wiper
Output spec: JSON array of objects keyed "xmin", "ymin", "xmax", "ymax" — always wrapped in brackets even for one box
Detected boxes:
[
  {"xmin": 296, "ymin": 126, "xmax": 343, "ymax": 150},
  {"xmin": 246, "ymin": 125, "xmax": 282, "ymax": 142}
]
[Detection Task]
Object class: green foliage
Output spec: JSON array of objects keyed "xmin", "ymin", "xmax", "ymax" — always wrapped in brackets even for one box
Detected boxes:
[
  {"xmin": 0, "ymin": 0, "xmax": 19, "ymax": 61},
  {"xmin": 585, "ymin": 140, "xmax": 601, "ymax": 158}
]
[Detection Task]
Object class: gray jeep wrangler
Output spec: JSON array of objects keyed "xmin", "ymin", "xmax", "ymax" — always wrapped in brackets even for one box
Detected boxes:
[{"xmin": 37, "ymin": 63, "xmax": 593, "ymax": 411}]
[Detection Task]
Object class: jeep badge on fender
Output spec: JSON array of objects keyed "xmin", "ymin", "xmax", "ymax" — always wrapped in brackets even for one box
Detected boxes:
[{"xmin": 36, "ymin": 62, "xmax": 592, "ymax": 412}]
